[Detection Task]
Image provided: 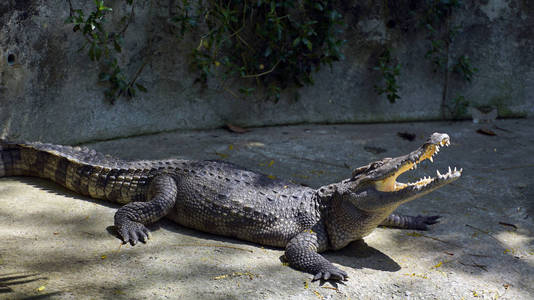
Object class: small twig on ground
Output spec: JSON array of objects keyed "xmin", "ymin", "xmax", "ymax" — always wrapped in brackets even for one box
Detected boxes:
[
  {"xmin": 407, "ymin": 231, "xmax": 460, "ymax": 247},
  {"xmin": 465, "ymin": 224, "xmax": 499, "ymax": 242},
  {"xmin": 498, "ymin": 222, "xmax": 518, "ymax": 230},
  {"xmin": 459, "ymin": 261, "xmax": 488, "ymax": 271},
  {"xmin": 468, "ymin": 253, "xmax": 490, "ymax": 258},
  {"xmin": 465, "ymin": 224, "xmax": 509, "ymax": 251},
  {"xmin": 173, "ymin": 243, "xmax": 253, "ymax": 253},
  {"xmin": 493, "ymin": 125, "xmax": 513, "ymax": 133}
]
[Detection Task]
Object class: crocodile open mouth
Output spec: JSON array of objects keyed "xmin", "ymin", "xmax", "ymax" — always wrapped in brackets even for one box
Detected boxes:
[{"xmin": 374, "ymin": 134, "xmax": 462, "ymax": 192}]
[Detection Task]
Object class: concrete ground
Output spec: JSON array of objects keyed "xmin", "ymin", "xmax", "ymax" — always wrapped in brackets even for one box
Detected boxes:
[{"xmin": 1, "ymin": 119, "xmax": 533, "ymax": 299}]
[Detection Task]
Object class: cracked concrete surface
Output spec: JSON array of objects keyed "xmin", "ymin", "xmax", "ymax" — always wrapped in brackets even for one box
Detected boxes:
[{"xmin": 1, "ymin": 119, "xmax": 533, "ymax": 299}]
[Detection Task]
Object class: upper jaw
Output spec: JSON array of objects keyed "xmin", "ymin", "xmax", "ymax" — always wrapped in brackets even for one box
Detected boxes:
[{"xmin": 372, "ymin": 133, "xmax": 462, "ymax": 193}]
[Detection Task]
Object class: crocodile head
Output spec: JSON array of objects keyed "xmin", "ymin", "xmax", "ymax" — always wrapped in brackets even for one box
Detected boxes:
[{"xmin": 341, "ymin": 132, "xmax": 462, "ymax": 212}]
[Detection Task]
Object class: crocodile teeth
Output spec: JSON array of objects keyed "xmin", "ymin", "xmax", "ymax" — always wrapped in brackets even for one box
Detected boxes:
[
  {"xmin": 429, "ymin": 156, "xmax": 434, "ymax": 163},
  {"xmin": 436, "ymin": 170, "xmax": 441, "ymax": 176}
]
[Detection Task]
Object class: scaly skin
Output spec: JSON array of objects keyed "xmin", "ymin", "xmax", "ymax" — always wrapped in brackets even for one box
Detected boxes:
[{"xmin": 0, "ymin": 133, "xmax": 461, "ymax": 281}]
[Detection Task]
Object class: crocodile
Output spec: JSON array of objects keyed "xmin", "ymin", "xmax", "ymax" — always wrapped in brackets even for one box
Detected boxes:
[{"xmin": 0, "ymin": 132, "xmax": 461, "ymax": 281}]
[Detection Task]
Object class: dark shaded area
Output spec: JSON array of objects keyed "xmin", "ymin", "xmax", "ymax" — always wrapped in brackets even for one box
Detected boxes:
[
  {"xmin": 7, "ymin": 53, "xmax": 15, "ymax": 65},
  {"xmin": 330, "ymin": 240, "xmax": 401, "ymax": 272},
  {"xmin": 0, "ymin": 273, "xmax": 47, "ymax": 295},
  {"xmin": 397, "ymin": 131, "xmax": 416, "ymax": 141},
  {"xmin": 12, "ymin": 177, "xmax": 120, "ymax": 210},
  {"xmin": 20, "ymin": 292, "xmax": 65, "ymax": 300},
  {"xmin": 363, "ymin": 146, "xmax": 387, "ymax": 154}
]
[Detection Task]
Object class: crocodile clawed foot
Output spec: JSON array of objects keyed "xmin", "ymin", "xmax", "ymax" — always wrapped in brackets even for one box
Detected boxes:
[
  {"xmin": 117, "ymin": 221, "xmax": 151, "ymax": 246},
  {"xmin": 312, "ymin": 266, "xmax": 348, "ymax": 282},
  {"xmin": 413, "ymin": 215, "xmax": 441, "ymax": 230}
]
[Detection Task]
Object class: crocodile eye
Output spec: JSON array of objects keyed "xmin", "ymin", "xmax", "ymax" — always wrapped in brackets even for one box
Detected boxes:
[
  {"xmin": 370, "ymin": 162, "xmax": 382, "ymax": 168},
  {"xmin": 370, "ymin": 158, "xmax": 390, "ymax": 169}
]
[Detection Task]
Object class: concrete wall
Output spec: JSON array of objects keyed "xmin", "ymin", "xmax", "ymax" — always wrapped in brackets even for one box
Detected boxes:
[{"xmin": 0, "ymin": 0, "xmax": 532, "ymax": 144}]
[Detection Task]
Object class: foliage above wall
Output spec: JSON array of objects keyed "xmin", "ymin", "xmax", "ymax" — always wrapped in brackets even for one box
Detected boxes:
[
  {"xmin": 171, "ymin": 0, "xmax": 346, "ymax": 101},
  {"xmin": 66, "ymin": 0, "xmax": 345, "ymax": 102},
  {"xmin": 65, "ymin": 0, "xmax": 477, "ymax": 118}
]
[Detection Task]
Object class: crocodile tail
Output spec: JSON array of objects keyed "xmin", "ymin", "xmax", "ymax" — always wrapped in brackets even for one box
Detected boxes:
[
  {"xmin": 0, "ymin": 140, "xmax": 150, "ymax": 204},
  {"xmin": 0, "ymin": 140, "xmax": 72, "ymax": 179},
  {"xmin": 0, "ymin": 140, "xmax": 28, "ymax": 177}
]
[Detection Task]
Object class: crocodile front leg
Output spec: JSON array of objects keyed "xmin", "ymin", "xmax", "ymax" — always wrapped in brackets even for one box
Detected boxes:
[
  {"xmin": 285, "ymin": 225, "xmax": 348, "ymax": 281},
  {"xmin": 115, "ymin": 175, "xmax": 178, "ymax": 245},
  {"xmin": 380, "ymin": 213, "xmax": 440, "ymax": 230}
]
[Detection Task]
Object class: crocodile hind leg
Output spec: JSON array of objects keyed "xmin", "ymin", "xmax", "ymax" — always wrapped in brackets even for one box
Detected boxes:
[
  {"xmin": 115, "ymin": 175, "xmax": 178, "ymax": 245},
  {"xmin": 380, "ymin": 214, "xmax": 440, "ymax": 231}
]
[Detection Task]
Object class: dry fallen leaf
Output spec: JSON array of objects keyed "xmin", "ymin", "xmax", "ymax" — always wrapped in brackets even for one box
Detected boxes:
[
  {"xmin": 476, "ymin": 128, "xmax": 496, "ymax": 136},
  {"xmin": 215, "ymin": 152, "xmax": 229, "ymax": 159},
  {"xmin": 498, "ymin": 221, "xmax": 518, "ymax": 230},
  {"xmin": 313, "ymin": 290, "xmax": 324, "ymax": 299},
  {"xmin": 226, "ymin": 124, "xmax": 249, "ymax": 134}
]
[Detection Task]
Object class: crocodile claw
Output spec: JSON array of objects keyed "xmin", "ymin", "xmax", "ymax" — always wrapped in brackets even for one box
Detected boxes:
[
  {"xmin": 117, "ymin": 221, "xmax": 151, "ymax": 246},
  {"xmin": 312, "ymin": 266, "xmax": 348, "ymax": 281},
  {"xmin": 412, "ymin": 215, "xmax": 441, "ymax": 230}
]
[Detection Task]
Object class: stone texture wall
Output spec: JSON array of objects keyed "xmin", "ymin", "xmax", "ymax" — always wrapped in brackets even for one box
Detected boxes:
[{"xmin": 0, "ymin": 0, "xmax": 532, "ymax": 144}]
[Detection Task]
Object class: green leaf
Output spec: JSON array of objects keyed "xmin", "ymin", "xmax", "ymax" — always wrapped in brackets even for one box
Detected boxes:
[
  {"xmin": 98, "ymin": 72, "xmax": 111, "ymax": 81},
  {"xmin": 88, "ymin": 44, "xmax": 99, "ymax": 61},
  {"xmin": 238, "ymin": 87, "xmax": 255, "ymax": 95},
  {"xmin": 302, "ymin": 38, "xmax": 312, "ymax": 51},
  {"xmin": 127, "ymin": 87, "xmax": 136, "ymax": 97},
  {"xmin": 94, "ymin": 45, "xmax": 102, "ymax": 61},
  {"xmin": 113, "ymin": 40, "xmax": 122, "ymax": 53},
  {"xmin": 135, "ymin": 83, "xmax": 148, "ymax": 93},
  {"xmin": 292, "ymin": 37, "xmax": 301, "ymax": 47},
  {"xmin": 264, "ymin": 47, "xmax": 272, "ymax": 57}
]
